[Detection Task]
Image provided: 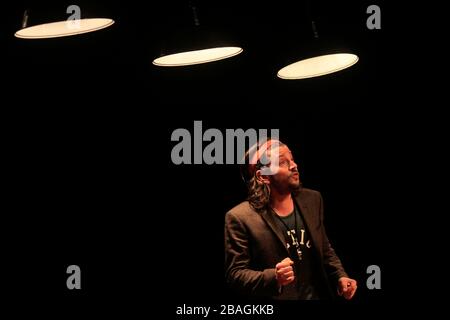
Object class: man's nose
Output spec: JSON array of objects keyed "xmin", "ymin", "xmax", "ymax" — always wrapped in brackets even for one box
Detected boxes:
[{"xmin": 290, "ymin": 161, "xmax": 298, "ymax": 171}]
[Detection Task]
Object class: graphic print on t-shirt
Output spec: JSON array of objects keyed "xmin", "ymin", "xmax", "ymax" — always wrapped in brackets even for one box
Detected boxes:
[
  {"xmin": 273, "ymin": 205, "xmax": 322, "ymax": 299},
  {"xmin": 273, "ymin": 205, "xmax": 312, "ymax": 262}
]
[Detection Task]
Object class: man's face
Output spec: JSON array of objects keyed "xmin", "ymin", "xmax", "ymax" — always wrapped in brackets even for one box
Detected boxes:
[{"xmin": 268, "ymin": 145, "xmax": 300, "ymax": 193}]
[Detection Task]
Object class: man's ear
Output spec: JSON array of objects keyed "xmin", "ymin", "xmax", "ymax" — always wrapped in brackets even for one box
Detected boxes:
[{"xmin": 256, "ymin": 169, "xmax": 270, "ymax": 185}]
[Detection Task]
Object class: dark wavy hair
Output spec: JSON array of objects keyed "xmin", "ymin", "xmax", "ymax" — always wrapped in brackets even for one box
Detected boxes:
[
  {"xmin": 241, "ymin": 139, "xmax": 284, "ymax": 212},
  {"xmin": 247, "ymin": 172, "xmax": 271, "ymax": 212}
]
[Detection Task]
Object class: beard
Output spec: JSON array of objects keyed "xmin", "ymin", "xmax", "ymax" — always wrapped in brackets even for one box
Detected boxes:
[
  {"xmin": 288, "ymin": 175, "xmax": 302, "ymax": 194},
  {"xmin": 270, "ymin": 172, "xmax": 302, "ymax": 195},
  {"xmin": 289, "ymin": 179, "xmax": 302, "ymax": 195}
]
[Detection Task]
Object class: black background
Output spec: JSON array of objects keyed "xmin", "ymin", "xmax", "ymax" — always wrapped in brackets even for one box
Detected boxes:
[{"xmin": 2, "ymin": 0, "xmax": 421, "ymax": 317}]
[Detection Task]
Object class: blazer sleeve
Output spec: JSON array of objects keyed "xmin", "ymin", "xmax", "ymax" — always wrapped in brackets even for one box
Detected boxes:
[
  {"xmin": 224, "ymin": 211, "xmax": 280, "ymax": 297},
  {"xmin": 318, "ymin": 193, "xmax": 349, "ymax": 285}
]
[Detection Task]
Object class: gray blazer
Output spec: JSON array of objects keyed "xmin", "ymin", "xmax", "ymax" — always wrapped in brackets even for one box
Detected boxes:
[{"xmin": 224, "ymin": 188, "xmax": 348, "ymax": 299}]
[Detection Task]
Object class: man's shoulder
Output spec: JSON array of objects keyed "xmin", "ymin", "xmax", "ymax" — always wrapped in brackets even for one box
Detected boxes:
[
  {"xmin": 226, "ymin": 201, "xmax": 258, "ymax": 219},
  {"xmin": 299, "ymin": 187, "xmax": 321, "ymax": 197},
  {"xmin": 296, "ymin": 187, "xmax": 322, "ymax": 203}
]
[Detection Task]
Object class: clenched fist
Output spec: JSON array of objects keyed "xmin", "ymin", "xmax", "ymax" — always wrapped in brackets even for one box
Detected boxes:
[
  {"xmin": 275, "ymin": 257, "xmax": 295, "ymax": 286},
  {"xmin": 337, "ymin": 277, "xmax": 357, "ymax": 300}
]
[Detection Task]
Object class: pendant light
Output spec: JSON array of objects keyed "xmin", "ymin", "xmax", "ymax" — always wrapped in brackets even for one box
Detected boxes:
[
  {"xmin": 152, "ymin": 2, "xmax": 243, "ymax": 67},
  {"xmin": 14, "ymin": 2, "xmax": 114, "ymax": 39},
  {"xmin": 277, "ymin": 52, "xmax": 359, "ymax": 80},
  {"xmin": 277, "ymin": 1, "xmax": 358, "ymax": 80}
]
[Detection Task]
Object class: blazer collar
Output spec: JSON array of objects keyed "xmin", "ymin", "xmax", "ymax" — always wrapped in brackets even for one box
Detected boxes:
[
  {"xmin": 259, "ymin": 189, "xmax": 322, "ymax": 256},
  {"xmin": 294, "ymin": 190, "xmax": 322, "ymax": 255},
  {"xmin": 260, "ymin": 207, "xmax": 290, "ymax": 255}
]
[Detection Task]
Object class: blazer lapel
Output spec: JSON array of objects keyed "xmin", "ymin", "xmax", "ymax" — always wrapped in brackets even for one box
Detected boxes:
[
  {"xmin": 295, "ymin": 191, "xmax": 322, "ymax": 257},
  {"xmin": 260, "ymin": 209, "xmax": 290, "ymax": 255}
]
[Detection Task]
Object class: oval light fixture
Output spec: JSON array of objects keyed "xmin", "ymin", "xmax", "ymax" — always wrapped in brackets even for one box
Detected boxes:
[
  {"xmin": 14, "ymin": 18, "xmax": 115, "ymax": 39},
  {"xmin": 153, "ymin": 2, "xmax": 242, "ymax": 67},
  {"xmin": 153, "ymin": 46, "xmax": 243, "ymax": 67},
  {"xmin": 277, "ymin": 53, "xmax": 359, "ymax": 80}
]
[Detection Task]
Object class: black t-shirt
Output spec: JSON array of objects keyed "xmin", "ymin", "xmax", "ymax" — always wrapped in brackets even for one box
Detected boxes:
[{"xmin": 272, "ymin": 204, "xmax": 322, "ymax": 299}]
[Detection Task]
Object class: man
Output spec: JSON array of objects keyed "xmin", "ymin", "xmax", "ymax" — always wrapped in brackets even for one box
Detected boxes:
[{"xmin": 224, "ymin": 139, "xmax": 357, "ymax": 300}]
